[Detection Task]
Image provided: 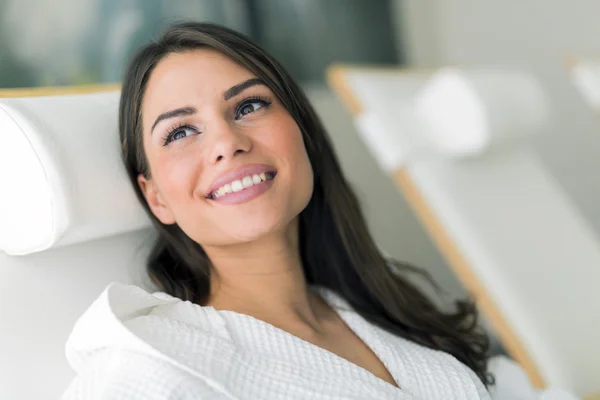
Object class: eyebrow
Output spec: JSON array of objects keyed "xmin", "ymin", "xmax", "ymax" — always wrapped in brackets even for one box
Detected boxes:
[
  {"xmin": 150, "ymin": 78, "xmax": 266, "ymax": 135},
  {"xmin": 223, "ymin": 78, "xmax": 266, "ymax": 101},
  {"xmin": 151, "ymin": 107, "xmax": 197, "ymax": 134}
]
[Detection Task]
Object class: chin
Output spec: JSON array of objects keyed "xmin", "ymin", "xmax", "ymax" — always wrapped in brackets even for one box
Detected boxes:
[
  {"xmin": 212, "ymin": 214, "xmax": 295, "ymax": 246},
  {"xmin": 233, "ymin": 221, "xmax": 286, "ymax": 243}
]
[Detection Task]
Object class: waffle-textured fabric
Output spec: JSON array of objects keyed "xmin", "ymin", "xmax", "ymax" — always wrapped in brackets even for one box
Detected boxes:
[{"xmin": 61, "ymin": 283, "xmax": 492, "ymax": 399}]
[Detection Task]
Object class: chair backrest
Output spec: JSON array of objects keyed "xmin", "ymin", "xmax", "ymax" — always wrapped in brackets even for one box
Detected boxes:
[
  {"xmin": 327, "ymin": 65, "xmax": 600, "ymax": 398},
  {"xmin": 0, "ymin": 85, "xmax": 156, "ymax": 399},
  {"xmin": 0, "ymin": 230, "xmax": 152, "ymax": 399}
]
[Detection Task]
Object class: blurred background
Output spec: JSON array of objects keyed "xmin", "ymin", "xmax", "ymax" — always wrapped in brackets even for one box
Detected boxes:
[{"xmin": 0, "ymin": 0, "xmax": 401, "ymax": 86}]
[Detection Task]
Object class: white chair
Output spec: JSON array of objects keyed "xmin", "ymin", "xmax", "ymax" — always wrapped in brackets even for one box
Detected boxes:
[
  {"xmin": 0, "ymin": 86, "xmax": 157, "ymax": 399},
  {"xmin": 327, "ymin": 65, "xmax": 600, "ymax": 399}
]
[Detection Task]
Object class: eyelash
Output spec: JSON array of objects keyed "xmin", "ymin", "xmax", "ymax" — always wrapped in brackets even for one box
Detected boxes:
[
  {"xmin": 162, "ymin": 123, "xmax": 196, "ymax": 147},
  {"xmin": 161, "ymin": 96, "xmax": 273, "ymax": 146},
  {"xmin": 234, "ymin": 96, "xmax": 272, "ymax": 120}
]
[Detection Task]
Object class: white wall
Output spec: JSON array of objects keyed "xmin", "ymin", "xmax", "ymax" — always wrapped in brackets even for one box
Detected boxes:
[{"xmin": 398, "ymin": 0, "xmax": 600, "ymax": 234}]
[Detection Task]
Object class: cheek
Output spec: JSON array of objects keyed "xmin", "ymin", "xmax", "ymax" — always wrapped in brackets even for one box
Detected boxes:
[
  {"xmin": 285, "ymin": 123, "xmax": 312, "ymax": 179},
  {"xmin": 271, "ymin": 118, "xmax": 314, "ymax": 202},
  {"xmin": 152, "ymin": 150, "xmax": 204, "ymax": 210},
  {"xmin": 262, "ymin": 116, "xmax": 309, "ymax": 162}
]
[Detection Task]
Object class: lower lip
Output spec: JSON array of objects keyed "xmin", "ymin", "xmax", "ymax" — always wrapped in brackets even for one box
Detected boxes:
[{"xmin": 209, "ymin": 177, "xmax": 275, "ymax": 205}]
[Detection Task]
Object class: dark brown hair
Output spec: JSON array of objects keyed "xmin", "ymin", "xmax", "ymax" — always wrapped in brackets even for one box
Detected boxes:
[{"xmin": 119, "ymin": 21, "xmax": 492, "ymax": 385}]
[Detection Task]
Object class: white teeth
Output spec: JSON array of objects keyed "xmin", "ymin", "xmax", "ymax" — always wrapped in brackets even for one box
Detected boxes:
[
  {"xmin": 211, "ymin": 172, "xmax": 274, "ymax": 199},
  {"xmin": 231, "ymin": 180, "xmax": 243, "ymax": 192},
  {"xmin": 242, "ymin": 176, "xmax": 253, "ymax": 188}
]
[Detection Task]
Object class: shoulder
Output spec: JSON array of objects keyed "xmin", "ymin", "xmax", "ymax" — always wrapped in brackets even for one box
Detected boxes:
[
  {"xmin": 399, "ymin": 336, "xmax": 492, "ymax": 399},
  {"xmin": 64, "ymin": 283, "xmax": 236, "ymax": 398},
  {"xmin": 61, "ymin": 349, "xmax": 229, "ymax": 400},
  {"xmin": 66, "ymin": 283, "xmax": 214, "ymax": 376},
  {"xmin": 66, "ymin": 283, "xmax": 175, "ymax": 367}
]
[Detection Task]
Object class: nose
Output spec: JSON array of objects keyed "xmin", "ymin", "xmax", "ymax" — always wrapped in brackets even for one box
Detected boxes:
[{"xmin": 206, "ymin": 119, "xmax": 252, "ymax": 164}]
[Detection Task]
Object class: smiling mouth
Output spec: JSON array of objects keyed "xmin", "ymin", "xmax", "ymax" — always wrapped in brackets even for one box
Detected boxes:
[{"xmin": 208, "ymin": 171, "xmax": 277, "ymax": 200}]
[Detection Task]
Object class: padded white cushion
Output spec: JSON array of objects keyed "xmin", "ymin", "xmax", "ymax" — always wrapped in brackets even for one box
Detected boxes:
[
  {"xmin": 0, "ymin": 92, "xmax": 151, "ymax": 256},
  {"xmin": 415, "ymin": 68, "xmax": 548, "ymax": 158}
]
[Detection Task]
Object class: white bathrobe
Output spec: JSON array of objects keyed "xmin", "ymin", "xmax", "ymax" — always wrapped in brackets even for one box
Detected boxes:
[{"xmin": 60, "ymin": 283, "xmax": 570, "ymax": 400}]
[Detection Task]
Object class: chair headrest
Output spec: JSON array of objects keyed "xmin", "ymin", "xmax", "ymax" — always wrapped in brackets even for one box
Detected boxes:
[
  {"xmin": 0, "ymin": 91, "xmax": 151, "ymax": 256},
  {"xmin": 414, "ymin": 67, "xmax": 549, "ymax": 158}
]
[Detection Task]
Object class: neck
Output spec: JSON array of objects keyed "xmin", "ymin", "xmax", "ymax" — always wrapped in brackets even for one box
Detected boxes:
[{"xmin": 203, "ymin": 219, "xmax": 331, "ymax": 333}]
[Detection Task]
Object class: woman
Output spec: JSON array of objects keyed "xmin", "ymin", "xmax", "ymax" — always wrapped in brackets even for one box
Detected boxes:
[{"xmin": 63, "ymin": 22, "xmax": 492, "ymax": 399}]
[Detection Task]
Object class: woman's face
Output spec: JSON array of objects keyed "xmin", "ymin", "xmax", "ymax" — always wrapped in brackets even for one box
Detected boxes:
[{"xmin": 139, "ymin": 49, "xmax": 314, "ymax": 247}]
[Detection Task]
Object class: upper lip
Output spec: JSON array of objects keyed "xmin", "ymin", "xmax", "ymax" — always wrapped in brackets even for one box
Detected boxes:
[{"xmin": 205, "ymin": 163, "xmax": 276, "ymax": 197}]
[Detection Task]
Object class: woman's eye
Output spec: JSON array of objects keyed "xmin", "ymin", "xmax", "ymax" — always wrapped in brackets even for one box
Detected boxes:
[
  {"xmin": 164, "ymin": 126, "xmax": 198, "ymax": 146},
  {"xmin": 235, "ymin": 100, "xmax": 267, "ymax": 120}
]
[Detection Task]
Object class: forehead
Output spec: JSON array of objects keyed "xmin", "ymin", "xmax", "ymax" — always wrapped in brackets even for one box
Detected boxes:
[{"xmin": 141, "ymin": 49, "xmax": 255, "ymax": 128}]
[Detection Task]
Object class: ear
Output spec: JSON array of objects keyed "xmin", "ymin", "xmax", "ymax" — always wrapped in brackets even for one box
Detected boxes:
[{"xmin": 137, "ymin": 174, "xmax": 176, "ymax": 225}]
